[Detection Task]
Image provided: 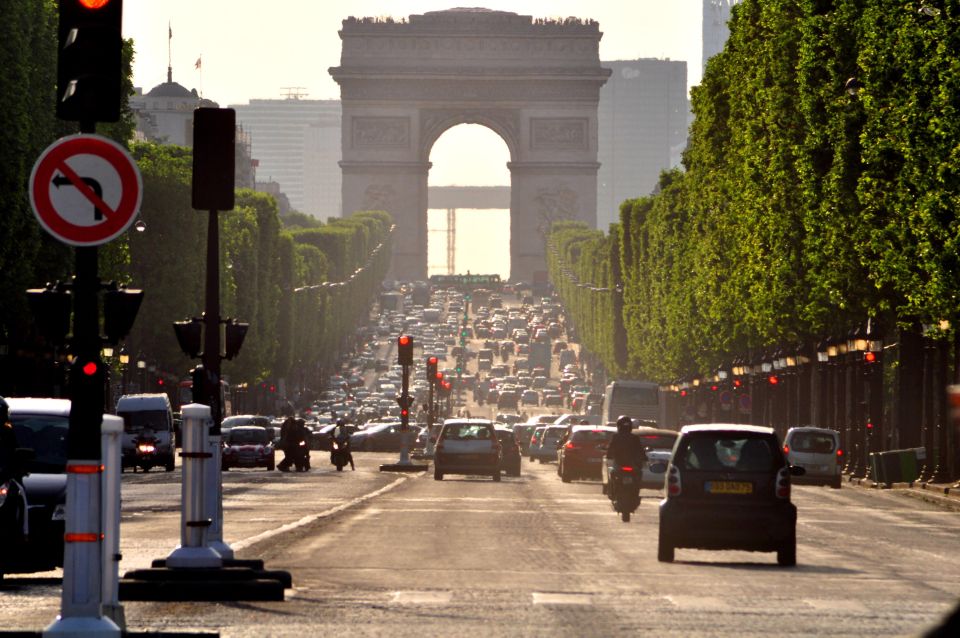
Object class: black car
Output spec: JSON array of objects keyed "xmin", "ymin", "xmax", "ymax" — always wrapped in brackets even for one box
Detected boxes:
[
  {"xmin": 1, "ymin": 398, "xmax": 70, "ymax": 577},
  {"xmin": 494, "ymin": 426, "xmax": 521, "ymax": 477},
  {"xmin": 658, "ymin": 424, "xmax": 804, "ymax": 566}
]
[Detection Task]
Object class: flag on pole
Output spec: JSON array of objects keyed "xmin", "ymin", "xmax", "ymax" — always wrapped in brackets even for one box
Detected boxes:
[{"xmin": 195, "ymin": 57, "xmax": 202, "ymax": 70}]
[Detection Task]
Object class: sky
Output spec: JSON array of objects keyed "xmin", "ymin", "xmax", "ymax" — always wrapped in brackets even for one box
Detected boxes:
[{"xmin": 124, "ymin": 1, "xmax": 707, "ymax": 186}]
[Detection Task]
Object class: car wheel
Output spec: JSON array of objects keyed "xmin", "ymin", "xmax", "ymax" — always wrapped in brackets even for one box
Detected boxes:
[
  {"xmin": 434, "ymin": 469, "xmax": 443, "ymax": 481},
  {"xmin": 830, "ymin": 477, "xmax": 842, "ymax": 489},
  {"xmin": 621, "ymin": 510, "xmax": 631, "ymax": 523},
  {"xmin": 492, "ymin": 471, "xmax": 501, "ymax": 482},
  {"xmin": 561, "ymin": 468, "xmax": 572, "ymax": 483},
  {"xmin": 777, "ymin": 536, "xmax": 797, "ymax": 567},
  {"xmin": 657, "ymin": 535, "xmax": 674, "ymax": 562},
  {"xmin": 267, "ymin": 459, "xmax": 275, "ymax": 472}
]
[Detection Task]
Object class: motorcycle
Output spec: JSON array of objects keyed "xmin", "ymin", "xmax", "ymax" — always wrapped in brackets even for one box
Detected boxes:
[
  {"xmin": 606, "ymin": 463, "xmax": 641, "ymax": 522},
  {"xmin": 132, "ymin": 432, "xmax": 160, "ymax": 472},
  {"xmin": 330, "ymin": 438, "xmax": 352, "ymax": 472}
]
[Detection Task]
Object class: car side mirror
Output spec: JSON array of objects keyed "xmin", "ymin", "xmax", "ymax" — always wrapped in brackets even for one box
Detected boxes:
[{"xmin": 789, "ymin": 465, "xmax": 806, "ymax": 476}]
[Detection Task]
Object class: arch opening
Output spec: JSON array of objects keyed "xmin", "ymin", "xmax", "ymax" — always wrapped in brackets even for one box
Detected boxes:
[{"xmin": 427, "ymin": 123, "xmax": 511, "ymax": 279}]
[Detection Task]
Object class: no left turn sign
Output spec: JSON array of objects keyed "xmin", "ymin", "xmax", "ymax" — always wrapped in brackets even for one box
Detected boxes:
[{"xmin": 29, "ymin": 134, "xmax": 142, "ymax": 246}]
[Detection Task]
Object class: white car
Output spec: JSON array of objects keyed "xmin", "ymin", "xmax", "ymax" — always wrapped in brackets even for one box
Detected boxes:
[
  {"xmin": 434, "ymin": 419, "xmax": 501, "ymax": 481},
  {"xmin": 783, "ymin": 427, "xmax": 842, "ymax": 488}
]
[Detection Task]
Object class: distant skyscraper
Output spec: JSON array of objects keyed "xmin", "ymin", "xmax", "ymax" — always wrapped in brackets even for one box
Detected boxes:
[
  {"xmin": 231, "ymin": 98, "xmax": 342, "ymax": 218},
  {"xmin": 596, "ymin": 59, "xmax": 689, "ymax": 229},
  {"xmin": 703, "ymin": 0, "xmax": 743, "ymax": 73}
]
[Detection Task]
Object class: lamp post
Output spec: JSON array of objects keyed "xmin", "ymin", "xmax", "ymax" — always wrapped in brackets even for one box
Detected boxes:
[
  {"xmin": 816, "ymin": 339, "xmax": 831, "ymax": 428},
  {"xmin": 137, "ymin": 359, "xmax": 146, "ymax": 393},
  {"xmin": 863, "ymin": 321, "xmax": 883, "ymax": 480},
  {"xmin": 849, "ymin": 326, "xmax": 869, "ymax": 478},
  {"xmin": 101, "ymin": 346, "xmax": 114, "ymax": 412}
]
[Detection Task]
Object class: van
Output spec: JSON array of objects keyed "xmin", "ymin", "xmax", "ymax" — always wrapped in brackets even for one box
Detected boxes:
[
  {"xmin": 783, "ymin": 427, "xmax": 842, "ymax": 488},
  {"xmin": 601, "ymin": 380, "xmax": 660, "ymax": 426},
  {"xmin": 116, "ymin": 394, "xmax": 176, "ymax": 471}
]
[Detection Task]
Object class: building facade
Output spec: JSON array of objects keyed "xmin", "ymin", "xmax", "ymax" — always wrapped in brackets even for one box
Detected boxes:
[
  {"xmin": 702, "ymin": 0, "xmax": 743, "ymax": 73},
  {"xmin": 596, "ymin": 59, "xmax": 689, "ymax": 229},
  {"xmin": 230, "ymin": 98, "xmax": 342, "ymax": 219}
]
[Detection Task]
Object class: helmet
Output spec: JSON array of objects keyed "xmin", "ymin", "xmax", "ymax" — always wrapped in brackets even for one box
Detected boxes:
[
  {"xmin": 0, "ymin": 396, "xmax": 8, "ymax": 424},
  {"xmin": 616, "ymin": 415, "xmax": 633, "ymax": 434},
  {"xmin": 336, "ymin": 418, "xmax": 345, "ymax": 427}
]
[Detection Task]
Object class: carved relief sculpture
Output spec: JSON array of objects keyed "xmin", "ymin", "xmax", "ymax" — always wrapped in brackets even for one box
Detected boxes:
[
  {"xmin": 363, "ymin": 184, "xmax": 395, "ymax": 211},
  {"xmin": 531, "ymin": 118, "xmax": 588, "ymax": 151},
  {"xmin": 352, "ymin": 117, "xmax": 410, "ymax": 148}
]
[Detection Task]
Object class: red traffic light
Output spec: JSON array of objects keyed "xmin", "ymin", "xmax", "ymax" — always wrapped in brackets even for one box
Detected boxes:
[
  {"xmin": 679, "ymin": 389, "xmax": 687, "ymax": 397},
  {"xmin": 733, "ymin": 379, "xmax": 742, "ymax": 388},
  {"xmin": 400, "ymin": 408, "xmax": 409, "ymax": 418},
  {"xmin": 428, "ymin": 356, "xmax": 438, "ymax": 365},
  {"xmin": 397, "ymin": 334, "xmax": 414, "ymax": 366},
  {"xmin": 864, "ymin": 351, "xmax": 877, "ymax": 363},
  {"xmin": 768, "ymin": 375, "xmax": 779, "ymax": 385},
  {"xmin": 157, "ymin": 378, "xmax": 165, "ymax": 386},
  {"xmin": 79, "ymin": 0, "xmax": 112, "ymax": 8},
  {"xmin": 710, "ymin": 384, "xmax": 719, "ymax": 392},
  {"xmin": 82, "ymin": 361, "xmax": 98, "ymax": 376},
  {"xmin": 435, "ymin": 372, "xmax": 444, "ymax": 381}
]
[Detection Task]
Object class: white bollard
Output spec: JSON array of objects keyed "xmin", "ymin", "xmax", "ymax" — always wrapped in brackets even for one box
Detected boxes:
[
  {"xmin": 45, "ymin": 424, "xmax": 120, "ymax": 637},
  {"xmin": 99, "ymin": 415, "xmax": 124, "ymax": 629},
  {"xmin": 204, "ymin": 420, "xmax": 233, "ymax": 559},
  {"xmin": 167, "ymin": 405, "xmax": 222, "ymax": 568}
]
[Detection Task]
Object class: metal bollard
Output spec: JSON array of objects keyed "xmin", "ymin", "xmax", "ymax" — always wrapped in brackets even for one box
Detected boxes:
[
  {"xmin": 167, "ymin": 404, "xmax": 222, "ymax": 568},
  {"xmin": 204, "ymin": 415, "xmax": 233, "ymax": 559},
  {"xmin": 100, "ymin": 415, "xmax": 125, "ymax": 629}
]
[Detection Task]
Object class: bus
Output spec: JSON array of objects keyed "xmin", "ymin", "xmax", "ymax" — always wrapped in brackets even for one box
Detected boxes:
[
  {"xmin": 177, "ymin": 378, "xmax": 233, "ymax": 417},
  {"xmin": 601, "ymin": 380, "xmax": 661, "ymax": 427}
]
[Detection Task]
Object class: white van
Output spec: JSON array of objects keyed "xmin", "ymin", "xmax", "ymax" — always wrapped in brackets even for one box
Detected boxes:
[
  {"xmin": 783, "ymin": 427, "xmax": 842, "ymax": 488},
  {"xmin": 601, "ymin": 380, "xmax": 660, "ymax": 426},
  {"xmin": 116, "ymin": 394, "xmax": 175, "ymax": 471}
]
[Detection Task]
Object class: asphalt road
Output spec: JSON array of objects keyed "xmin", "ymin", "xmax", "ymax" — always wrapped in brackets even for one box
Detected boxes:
[{"xmin": 2, "ymin": 452, "xmax": 958, "ymax": 637}]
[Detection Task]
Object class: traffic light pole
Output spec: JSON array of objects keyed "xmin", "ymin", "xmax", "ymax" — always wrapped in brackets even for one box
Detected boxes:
[{"xmin": 47, "ymin": 125, "xmax": 120, "ymax": 636}]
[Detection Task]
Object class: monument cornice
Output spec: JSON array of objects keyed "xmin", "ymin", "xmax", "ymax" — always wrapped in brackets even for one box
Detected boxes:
[{"xmin": 339, "ymin": 160, "xmax": 432, "ymax": 174}]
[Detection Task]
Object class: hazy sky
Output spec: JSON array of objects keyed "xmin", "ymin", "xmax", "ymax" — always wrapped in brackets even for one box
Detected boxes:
[{"xmin": 124, "ymin": 1, "xmax": 707, "ymax": 186}]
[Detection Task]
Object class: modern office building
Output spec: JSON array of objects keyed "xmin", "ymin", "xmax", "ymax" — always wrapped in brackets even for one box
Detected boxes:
[
  {"xmin": 596, "ymin": 59, "xmax": 689, "ymax": 228},
  {"xmin": 230, "ymin": 97, "xmax": 342, "ymax": 219},
  {"xmin": 703, "ymin": 0, "xmax": 743, "ymax": 73}
]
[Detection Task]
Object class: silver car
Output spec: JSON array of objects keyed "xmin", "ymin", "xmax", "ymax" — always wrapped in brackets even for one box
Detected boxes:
[{"xmin": 783, "ymin": 427, "xmax": 842, "ymax": 488}]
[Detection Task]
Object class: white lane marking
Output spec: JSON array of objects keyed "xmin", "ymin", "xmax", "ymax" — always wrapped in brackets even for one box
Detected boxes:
[
  {"xmin": 804, "ymin": 599, "xmax": 869, "ymax": 613},
  {"xmin": 391, "ymin": 591, "xmax": 453, "ymax": 604},
  {"xmin": 532, "ymin": 592, "xmax": 593, "ymax": 605},
  {"xmin": 230, "ymin": 476, "xmax": 410, "ymax": 551},
  {"xmin": 665, "ymin": 595, "xmax": 729, "ymax": 610}
]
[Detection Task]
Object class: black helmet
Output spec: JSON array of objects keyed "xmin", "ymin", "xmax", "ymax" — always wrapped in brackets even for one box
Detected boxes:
[
  {"xmin": 336, "ymin": 418, "xmax": 345, "ymax": 427},
  {"xmin": 616, "ymin": 415, "xmax": 633, "ymax": 434}
]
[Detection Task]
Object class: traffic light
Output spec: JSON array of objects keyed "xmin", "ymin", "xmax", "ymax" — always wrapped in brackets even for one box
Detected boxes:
[
  {"xmin": 224, "ymin": 320, "xmax": 249, "ymax": 360},
  {"xmin": 192, "ymin": 108, "xmax": 236, "ymax": 211},
  {"xmin": 397, "ymin": 335, "xmax": 414, "ymax": 366},
  {"xmin": 191, "ymin": 365, "xmax": 211, "ymax": 405},
  {"xmin": 435, "ymin": 371, "xmax": 444, "ymax": 386},
  {"xmin": 426, "ymin": 356, "xmax": 438, "ymax": 381},
  {"xmin": 57, "ymin": 0, "xmax": 124, "ymax": 123},
  {"xmin": 103, "ymin": 287, "xmax": 143, "ymax": 344},
  {"xmin": 26, "ymin": 287, "xmax": 72, "ymax": 345},
  {"xmin": 173, "ymin": 320, "xmax": 203, "ymax": 358},
  {"xmin": 67, "ymin": 355, "xmax": 106, "ymax": 458}
]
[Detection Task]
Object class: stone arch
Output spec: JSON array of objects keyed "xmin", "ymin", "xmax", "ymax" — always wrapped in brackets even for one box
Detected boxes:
[{"xmin": 330, "ymin": 8, "xmax": 611, "ymax": 282}]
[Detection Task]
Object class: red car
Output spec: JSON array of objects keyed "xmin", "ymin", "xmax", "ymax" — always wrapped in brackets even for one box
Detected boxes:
[{"xmin": 557, "ymin": 425, "xmax": 617, "ymax": 482}]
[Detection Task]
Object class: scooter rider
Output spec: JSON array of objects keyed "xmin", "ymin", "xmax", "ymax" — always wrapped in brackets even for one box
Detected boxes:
[
  {"xmin": 606, "ymin": 415, "xmax": 647, "ymax": 480},
  {"xmin": 331, "ymin": 419, "xmax": 355, "ymax": 471},
  {"xmin": 277, "ymin": 416, "xmax": 298, "ymax": 472}
]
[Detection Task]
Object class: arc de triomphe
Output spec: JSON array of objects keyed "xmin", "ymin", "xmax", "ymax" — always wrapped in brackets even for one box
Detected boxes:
[{"xmin": 329, "ymin": 8, "xmax": 611, "ymax": 282}]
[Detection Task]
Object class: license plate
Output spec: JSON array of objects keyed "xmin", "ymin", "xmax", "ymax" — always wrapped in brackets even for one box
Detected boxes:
[
  {"xmin": 621, "ymin": 476, "xmax": 634, "ymax": 484},
  {"xmin": 705, "ymin": 481, "xmax": 752, "ymax": 494}
]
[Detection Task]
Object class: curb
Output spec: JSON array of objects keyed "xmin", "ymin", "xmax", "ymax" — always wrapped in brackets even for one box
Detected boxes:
[{"xmin": 844, "ymin": 475, "xmax": 960, "ymax": 511}]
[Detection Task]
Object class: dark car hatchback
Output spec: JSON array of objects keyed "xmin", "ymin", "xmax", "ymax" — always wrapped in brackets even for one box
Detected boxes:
[{"xmin": 658, "ymin": 424, "xmax": 803, "ymax": 566}]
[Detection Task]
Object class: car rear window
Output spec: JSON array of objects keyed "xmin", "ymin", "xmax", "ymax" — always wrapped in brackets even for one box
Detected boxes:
[
  {"xmin": 571, "ymin": 430, "xmax": 614, "ymax": 444},
  {"xmin": 678, "ymin": 434, "xmax": 779, "ymax": 472},
  {"xmin": 11, "ymin": 415, "xmax": 69, "ymax": 473},
  {"xmin": 789, "ymin": 432, "xmax": 836, "ymax": 454},
  {"xmin": 443, "ymin": 424, "xmax": 493, "ymax": 440},
  {"xmin": 637, "ymin": 433, "xmax": 677, "ymax": 450}
]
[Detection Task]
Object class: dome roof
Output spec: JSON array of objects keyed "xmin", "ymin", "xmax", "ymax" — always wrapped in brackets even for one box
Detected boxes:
[{"xmin": 146, "ymin": 81, "xmax": 195, "ymax": 99}]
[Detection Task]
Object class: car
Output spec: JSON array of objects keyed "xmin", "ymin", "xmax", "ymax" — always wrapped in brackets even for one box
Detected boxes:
[
  {"xmin": 783, "ymin": 427, "xmax": 842, "ymax": 488},
  {"xmin": 2, "ymin": 398, "xmax": 70, "ymax": 577},
  {"xmin": 221, "ymin": 426, "xmax": 276, "ymax": 471},
  {"xmin": 494, "ymin": 426, "xmax": 522, "ymax": 477},
  {"xmin": 497, "ymin": 390, "xmax": 519, "ymax": 411},
  {"xmin": 531, "ymin": 425, "xmax": 566, "ymax": 463},
  {"xmin": 313, "ymin": 422, "xmax": 358, "ymax": 451},
  {"xmin": 657, "ymin": 424, "xmax": 804, "ymax": 566},
  {"xmin": 221, "ymin": 414, "xmax": 271, "ymax": 436},
  {"xmin": 542, "ymin": 392, "xmax": 565, "ymax": 407},
  {"xmin": 633, "ymin": 426, "xmax": 680, "ymax": 489},
  {"xmin": 434, "ymin": 419, "xmax": 501, "ymax": 481},
  {"xmin": 350, "ymin": 422, "xmax": 420, "ymax": 452},
  {"xmin": 521, "ymin": 390, "xmax": 540, "ymax": 406},
  {"xmin": 558, "ymin": 425, "xmax": 616, "ymax": 482}
]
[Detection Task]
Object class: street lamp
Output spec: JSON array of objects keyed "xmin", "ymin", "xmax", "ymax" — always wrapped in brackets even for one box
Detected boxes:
[
  {"xmin": 137, "ymin": 359, "xmax": 146, "ymax": 393},
  {"xmin": 119, "ymin": 349, "xmax": 129, "ymax": 396}
]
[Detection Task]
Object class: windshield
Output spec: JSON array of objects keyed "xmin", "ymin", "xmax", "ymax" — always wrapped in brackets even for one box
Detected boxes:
[
  {"xmin": 120, "ymin": 409, "xmax": 169, "ymax": 433},
  {"xmin": 227, "ymin": 428, "xmax": 270, "ymax": 444},
  {"xmin": 10, "ymin": 415, "xmax": 69, "ymax": 473}
]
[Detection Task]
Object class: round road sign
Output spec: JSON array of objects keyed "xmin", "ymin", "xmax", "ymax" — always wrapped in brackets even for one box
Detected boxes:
[{"xmin": 29, "ymin": 134, "xmax": 142, "ymax": 246}]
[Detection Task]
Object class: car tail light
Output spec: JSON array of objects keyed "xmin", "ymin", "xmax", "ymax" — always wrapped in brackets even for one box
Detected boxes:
[
  {"xmin": 620, "ymin": 466, "xmax": 634, "ymax": 472},
  {"xmin": 776, "ymin": 466, "xmax": 791, "ymax": 499},
  {"xmin": 0, "ymin": 482, "xmax": 8, "ymax": 507},
  {"xmin": 564, "ymin": 441, "xmax": 578, "ymax": 450},
  {"xmin": 783, "ymin": 444, "xmax": 790, "ymax": 454},
  {"xmin": 837, "ymin": 448, "xmax": 843, "ymax": 458},
  {"xmin": 667, "ymin": 465, "xmax": 682, "ymax": 497}
]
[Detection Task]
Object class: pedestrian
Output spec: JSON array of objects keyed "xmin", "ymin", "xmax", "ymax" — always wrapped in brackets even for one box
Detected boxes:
[
  {"xmin": 276, "ymin": 416, "xmax": 297, "ymax": 472},
  {"xmin": 294, "ymin": 418, "xmax": 310, "ymax": 472}
]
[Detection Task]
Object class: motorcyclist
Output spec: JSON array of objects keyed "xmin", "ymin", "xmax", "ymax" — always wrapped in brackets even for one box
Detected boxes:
[
  {"xmin": 293, "ymin": 418, "xmax": 310, "ymax": 472},
  {"xmin": 331, "ymin": 419, "xmax": 355, "ymax": 471},
  {"xmin": 605, "ymin": 415, "xmax": 647, "ymax": 499}
]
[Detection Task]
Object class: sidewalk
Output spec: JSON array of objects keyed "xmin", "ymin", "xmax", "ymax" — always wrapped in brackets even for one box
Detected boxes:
[{"xmin": 846, "ymin": 474, "xmax": 960, "ymax": 511}]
